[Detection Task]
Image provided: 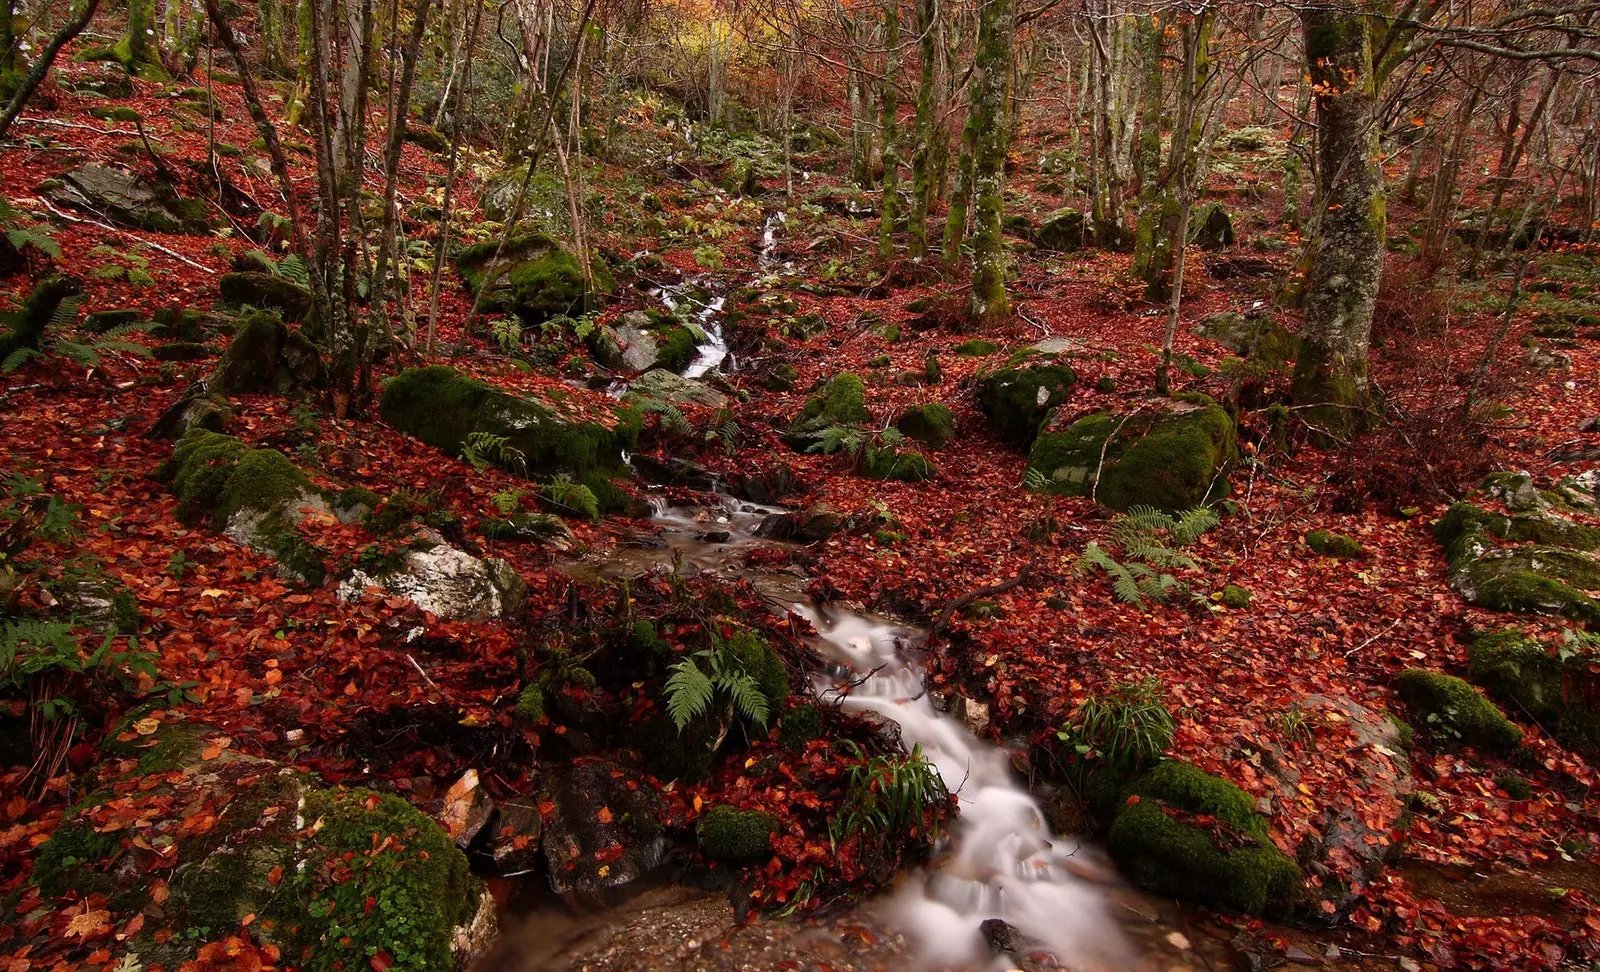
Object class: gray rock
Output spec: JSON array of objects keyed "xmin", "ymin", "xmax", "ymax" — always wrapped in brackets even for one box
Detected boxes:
[
  {"xmin": 755, "ymin": 502, "xmax": 840, "ymax": 543},
  {"xmin": 625, "ymin": 369, "xmax": 729, "ymax": 408},
  {"xmin": 1035, "ymin": 208, "xmax": 1086, "ymax": 251},
  {"xmin": 339, "ymin": 528, "xmax": 528, "ymax": 622},
  {"xmin": 57, "ymin": 164, "xmax": 212, "ymax": 234},
  {"xmin": 148, "ymin": 390, "xmax": 232, "ymax": 440},
  {"xmin": 613, "ymin": 311, "xmax": 662, "ymax": 372},
  {"xmin": 1525, "ymin": 345, "xmax": 1571, "ymax": 370},
  {"xmin": 487, "ymin": 797, "xmax": 544, "ymax": 875}
]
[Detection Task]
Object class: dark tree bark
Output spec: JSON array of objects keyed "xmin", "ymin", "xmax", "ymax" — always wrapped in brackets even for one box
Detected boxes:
[
  {"xmin": 0, "ymin": 0, "xmax": 103, "ymax": 141},
  {"xmin": 1291, "ymin": 1, "xmax": 1385, "ymax": 430}
]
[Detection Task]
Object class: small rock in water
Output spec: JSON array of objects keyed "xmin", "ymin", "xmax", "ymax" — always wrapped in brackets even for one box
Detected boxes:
[
  {"xmin": 1165, "ymin": 931, "xmax": 1191, "ymax": 950},
  {"xmin": 1284, "ymin": 944, "xmax": 1324, "ymax": 966},
  {"xmin": 698, "ymin": 530, "xmax": 732, "ymax": 544},
  {"xmin": 440, "ymin": 768, "xmax": 495, "ymax": 847},
  {"xmin": 979, "ymin": 918, "xmax": 1031, "ymax": 954}
]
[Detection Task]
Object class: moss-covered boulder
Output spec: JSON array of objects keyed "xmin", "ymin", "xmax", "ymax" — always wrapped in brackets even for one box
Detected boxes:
[
  {"xmin": 218, "ymin": 271, "xmax": 315, "ymax": 322},
  {"xmin": 862, "ymin": 445, "xmax": 936, "ymax": 482},
  {"xmin": 1188, "ymin": 201, "xmax": 1235, "ymax": 249},
  {"xmin": 210, "ymin": 310, "xmax": 324, "ymax": 396},
  {"xmin": 696, "ymin": 806, "xmax": 777, "ymax": 865},
  {"xmin": 159, "ymin": 429, "xmax": 330, "ymax": 584},
  {"xmin": 455, "ymin": 234, "xmax": 612, "ymax": 325},
  {"xmin": 1395, "ymin": 669, "xmax": 1523, "ymax": 752},
  {"xmin": 1307, "ymin": 529, "xmax": 1365, "ymax": 559},
  {"xmin": 1450, "ymin": 545, "xmax": 1600, "ymax": 623},
  {"xmin": 148, "ymin": 389, "xmax": 233, "ymax": 440},
  {"xmin": 624, "ymin": 369, "xmax": 729, "ymax": 408},
  {"xmin": 975, "ymin": 345, "xmax": 1079, "ymax": 445},
  {"xmin": 1193, "ymin": 311, "xmax": 1295, "ymax": 364},
  {"xmin": 379, "ymin": 365, "xmax": 637, "ymax": 478},
  {"xmin": 33, "ymin": 718, "xmax": 493, "ymax": 972},
  {"xmin": 784, "ymin": 372, "xmax": 872, "ymax": 450},
  {"xmin": 56, "ymin": 163, "xmax": 213, "ymax": 234},
  {"xmin": 1034, "ymin": 208, "xmax": 1086, "ymax": 251},
  {"xmin": 896, "ymin": 403, "xmax": 956, "ymax": 449},
  {"xmin": 339, "ymin": 527, "xmax": 528, "ymax": 623},
  {"xmin": 1107, "ymin": 761, "xmax": 1302, "ymax": 917},
  {"xmin": 1470, "ymin": 628, "xmax": 1600, "ymax": 753},
  {"xmin": 1026, "ymin": 401, "xmax": 1236, "ymax": 512}
]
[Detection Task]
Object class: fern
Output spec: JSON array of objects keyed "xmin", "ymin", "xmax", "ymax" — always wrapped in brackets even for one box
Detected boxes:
[
  {"xmin": 806, "ymin": 423, "xmax": 864, "ymax": 458},
  {"xmin": 50, "ymin": 296, "xmax": 81, "ymax": 330},
  {"xmin": 664, "ymin": 656, "xmax": 716, "ymax": 729},
  {"xmin": 1022, "ymin": 466, "xmax": 1050, "ymax": 491},
  {"xmin": 2, "ymin": 347, "xmax": 39, "ymax": 374},
  {"xmin": 661, "ymin": 639, "xmax": 775, "ymax": 733},
  {"xmin": 277, "ymin": 254, "xmax": 311, "ymax": 287},
  {"xmin": 461, "ymin": 431, "xmax": 527, "ymax": 476},
  {"xmin": 7, "ymin": 227, "xmax": 61, "ymax": 260}
]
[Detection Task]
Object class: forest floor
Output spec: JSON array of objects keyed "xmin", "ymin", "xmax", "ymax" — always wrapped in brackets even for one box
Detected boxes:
[{"xmin": 2, "ymin": 51, "xmax": 1600, "ymax": 972}]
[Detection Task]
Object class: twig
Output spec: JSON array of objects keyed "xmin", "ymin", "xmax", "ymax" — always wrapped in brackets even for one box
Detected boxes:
[
  {"xmin": 1344, "ymin": 617, "xmax": 1405, "ymax": 658},
  {"xmin": 405, "ymin": 653, "xmax": 443, "ymax": 695},
  {"xmin": 36, "ymin": 197, "xmax": 216, "ymax": 273},
  {"xmin": 13, "ymin": 115, "xmax": 137, "ymax": 136},
  {"xmin": 932, "ymin": 562, "xmax": 1037, "ymax": 634}
]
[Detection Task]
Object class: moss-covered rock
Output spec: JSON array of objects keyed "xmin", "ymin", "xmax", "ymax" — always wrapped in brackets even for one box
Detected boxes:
[
  {"xmin": 861, "ymin": 445, "xmax": 936, "ymax": 482},
  {"xmin": 696, "ymin": 806, "xmax": 778, "ymax": 865},
  {"xmin": 1219, "ymin": 584, "xmax": 1252, "ymax": 608},
  {"xmin": 975, "ymin": 349, "xmax": 1079, "ymax": 446},
  {"xmin": 1470, "ymin": 628, "xmax": 1600, "ymax": 753},
  {"xmin": 1451, "ymin": 547, "xmax": 1600, "ymax": 623},
  {"xmin": 896, "ymin": 403, "xmax": 956, "ymax": 449},
  {"xmin": 780, "ymin": 703, "xmax": 822, "ymax": 749},
  {"xmin": 1188, "ymin": 201, "xmax": 1235, "ymax": 249},
  {"xmin": 218, "ymin": 271, "xmax": 314, "ymax": 321},
  {"xmin": 159, "ymin": 429, "xmax": 329, "ymax": 584},
  {"xmin": 1034, "ymin": 208, "xmax": 1086, "ymax": 251},
  {"xmin": 954, "ymin": 338, "xmax": 1001, "ymax": 357},
  {"xmin": 1026, "ymin": 401, "xmax": 1236, "ymax": 512},
  {"xmin": 379, "ymin": 366, "xmax": 635, "ymax": 478},
  {"xmin": 1193, "ymin": 311, "xmax": 1295, "ymax": 364},
  {"xmin": 1395, "ymin": 668, "xmax": 1524, "ymax": 752},
  {"xmin": 1107, "ymin": 761, "xmax": 1302, "ymax": 917},
  {"xmin": 33, "ymin": 721, "xmax": 489, "ymax": 971},
  {"xmin": 209, "ymin": 310, "xmax": 324, "ymax": 396},
  {"xmin": 455, "ymin": 234, "xmax": 611, "ymax": 325},
  {"xmin": 1307, "ymin": 529, "xmax": 1365, "ymax": 559},
  {"xmin": 784, "ymin": 372, "xmax": 872, "ymax": 450}
]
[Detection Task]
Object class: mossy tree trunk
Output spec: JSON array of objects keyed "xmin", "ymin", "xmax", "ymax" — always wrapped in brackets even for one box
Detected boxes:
[
  {"xmin": 122, "ymin": 0, "xmax": 159, "ymax": 71},
  {"xmin": 1, "ymin": 0, "xmax": 18, "ymax": 79},
  {"xmin": 942, "ymin": 94, "xmax": 978, "ymax": 261},
  {"xmin": 906, "ymin": 0, "xmax": 938, "ymax": 258},
  {"xmin": 966, "ymin": 0, "xmax": 1014, "ymax": 328},
  {"xmin": 1131, "ymin": 14, "xmax": 1165, "ymax": 290},
  {"xmin": 1291, "ymin": 0, "xmax": 1385, "ymax": 428},
  {"xmin": 878, "ymin": 0, "xmax": 900, "ymax": 259},
  {"xmin": 0, "ymin": 0, "xmax": 102, "ymax": 141}
]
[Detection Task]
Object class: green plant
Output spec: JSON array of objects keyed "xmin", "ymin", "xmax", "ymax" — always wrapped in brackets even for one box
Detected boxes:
[
  {"xmin": 87, "ymin": 244, "xmax": 156, "ymax": 286},
  {"xmin": 1274, "ymin": 708, "xmax": 1315, "ymax": 747},
  {"xmin": 0, "ymin": 198, "xmax": 61, "ymax": 261},
  {"xmin": 2, "ymin": 296, "xmax": 154, "ymax": 374},
  {"xmin": 490, "ymin": 489, "xmax": 524, "ymax": 515},
  {"xmin": 662, "ymin": 631, "xmax": 780, "ymax": 732},
  {"xmin": 460, "ymin": 431, "xmax": 527, "ymax": 476},
  {"xmin": 490, "ymin": 317, "xmax": 523, "ymax": 353},
  {"xmin": 693, "ymin": 244, "xmax": 726, "ymax": 269},
  {"xmin": 165, "ymin": 550, "xmax": 191, "ymax": 578},
  {"xmin": 1058, "ymin": 678, "xmax": 1175, "ymax": 776},
  {"xmin": 1077, "ymin": 505, "xmax": 1219, "ymax": 607},
  {"xmin": 829, "ymin": 740, "xmax": 948, "ymax": 847},
  {"xmin": 541, "ymin": 473, "xmax": 599, "ymax": 522}
]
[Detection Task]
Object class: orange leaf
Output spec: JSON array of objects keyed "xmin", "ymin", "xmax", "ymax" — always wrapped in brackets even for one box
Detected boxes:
[{"xmin": 371, "ymin": 951, "xmax": 393, "ymax": 972}]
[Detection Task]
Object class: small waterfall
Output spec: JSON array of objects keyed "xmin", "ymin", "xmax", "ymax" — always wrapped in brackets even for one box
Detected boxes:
[{"xmin": 798, "ymin": 606, "xmax": 1131, "ymax": 969}]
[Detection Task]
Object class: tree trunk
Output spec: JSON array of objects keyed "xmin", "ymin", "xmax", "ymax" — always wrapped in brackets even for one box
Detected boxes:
[
  {"xmin": 1290, "ymin": 1, "xmax": 1385, "ymax": 429},
  {"xmin": 0, "ymin": 0, "xmax": 103, "ymax": 141},
  {"xmin": 1131, "ymin": 14, "xmax": 1164, "ymax": 289},
  {"xmin": 878, "ymin": 0, "xmax": 900, "ymax": 259},
  {"xmin": 906, "ymin": 0, "xmax": 937, "ymax": 258},
  {"xmin": 967, "ymin": 0, "xmax": 1014, "ymax": 328}
]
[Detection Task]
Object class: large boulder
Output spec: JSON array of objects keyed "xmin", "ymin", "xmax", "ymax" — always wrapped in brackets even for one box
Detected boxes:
[
  {"xmin": 540, "ymin": 760, "xmax": 666, "ymax": 901},
  {"xmin": 1435, "ymin": 488, "xmax": 1600, "ymax": 623},
  {"xmin": 33, "ymin": 716, "xmax": 494, "ymax": 971},
  {"xmin": 56, "ymin": 163, "xmax": 213, "ymax": 234},
  {"xmin": 455, "ymin": 234, "xmax": 613, "ymax": 325},
  {"xmin": 975, "ymin": 342, "xmax": 1079, "ymax": 445},
  {"xmin": 218, "ymin": 271, "xmax": 315, "ymax": 322},
  {"xmin": 209, "ymin": 310, "xmax": 325, "ymax": 396},
  {"xmin": 1026, "ymin": 400, "xmax": 1236, "ymax": 512},
  {"xmin": 1193, "ymin": 310, "xmax": 1295, "ymax": 364},
  {"xmin": 896, "ymin": 402, "xmax": 956, "ymax": 449},
  {"xmin": 1107, "ymin": 761, "xmax": 1303, "ymax": 917},
  {"xmin": 1034, "ymin": 208, "xmax": 1087, "ymax": 251},
  {"xmin": 339, "ymin": 527, "xmax": 528, "ymax": 623},
  {"xmin": 610, "ymin": 310, "xmax": 663, "ymax": 372},
  {"xmin": 1471, "ymin": 628, "xmax": 1600, "ymax": 754},
  {"xmin": 159, "ymin": 429, "xmax": 331, "ymax": 584},
  {"xmin": 148, "ymin": 389, "xmax": 233, "ymax": 440},
  {"xmin": 1188, "ymin": 201, "xmax": 1235, "ymax": 249},
  {"xmin": 379, "ymin": 365, "xmax": 639, "ymax": 478}
]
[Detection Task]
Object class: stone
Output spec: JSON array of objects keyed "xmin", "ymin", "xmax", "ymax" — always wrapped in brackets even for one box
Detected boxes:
[
  {"xmin": 487, "ymin": 797, "xmax": 545, "ymax": 875},
  {"xmin": 975, "ymin": 344, "xmax": 1079, "ymax": 445},
  {"xmin": 56, "ymin": 164, "xmax": 214, "ymax": 234},
  {"xmin": 339, "ymin": 527, "xmax": 528, "ymax": 623},
  {"xmin": 439, "ymin": 768, "xmax": 496, "ymax": 848},
  {"xmin": 1034, "ymin": 208, "xmax": 1086, "ymax": 251},
  {"xmin": 217, "ymin": 271, "xmax": 314, "ymax": 322},
  {"xmin": 541, "ymin": 760, "xmax": 665, "ymax": 901},
  {"xmin": 148, "ymin": 389, "xmax": 232, "ymax": 440},
  {"xmin": 783, "ymin": 372, "xmax": 871, "ymax": 451},
  {"xmin": 1027, "ymin": 400, "xmax": 1237, "ymax": 512},
  {"xmin": 1471, "ymin": 628, "xmax": 1600, "ymax": 753},
  {"xmin": 209, "ymin": 311, "xmax": 324, "ymax": 397},
  {"xmin": 1193, "ymin": 310, "xmax": 1294, "ymax": 363},
  {"xmin": 612, "ymin": 310, "xmax": 662, "ymax": 372},
  {"xmin": 1524, "ymin": 345, "xmax": 1571, "ymax": 370},
  {"xmin": 895, "ymin": 402, "xmax": 955, "ymax": 449},
  {"xmin": 455, "ymin": 233, "xmax": 611, "ymax": 325},
  {"xmin": 1188, "ymin": 201, "xmax": 1235, "ymax": 249},
  {"xmin": 980, "ymin": 918, "xmax": 1034, "ymax": 954},
  {"xmin": 625, "ymin": 368, "xmax": 729, "ymax": 408},
  {"xmin": 756, "ymin": 502, "xmax": 841, "ymax": 543}
]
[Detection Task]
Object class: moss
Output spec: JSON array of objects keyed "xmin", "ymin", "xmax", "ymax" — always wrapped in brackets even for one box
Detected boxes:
[
  {"xmin": 862, "ymin": 446, "xmax": 936, "ymax": 482},
  {"xmin": 785, "ymin": 372, "xmax": 872, "ymax": 448},
  {"xmin": 1107, "ymin": 761, "xmax": 1302, "ymax": 917},
  {"xmin": 780, "ymin": 704, "xmax": 822, "ymax": 750},
  {"xmin": 379, "ymin": 366, "xmax": 631, "ymax": 479},
  {"xmin": 696, "ymin": 806, "xmax": 778, "ymax": 865},
  {"xmin": 1219, "ymin": 584, "xmax": 1252, "ymax": 609},
  {"xmin": 654, "ymin": 324, "xmax": 699, "ymax": 373},
  {"xmin": 212, "ymin": 310, "xmax": 288, "ymax": 394},
  {"xmin": 1494, "ymin": 774, "xmax": 1533, "ymax": 800},
  {"xmin": 285, "ymin": 788, "xmax": 477, "ymax": 972},
  {"xmin": 1307, "ymin": 529, "xmax": 1365, "ymax": 559},
  {"xmin": 868, "ymin": 354, "xmax": 892, "ymax": 368},
  {"xmin": 1027, "ymin": 404, "xmax": 1236, "ymax": 513},
  {"xmin": 32, "ymin": 816, "xmax": 121, "ymax": 899},
  {"xmin": 1395, "ymin": 668, "xmax": 1523, "ymax": 752},
  {"xmin": 975, "ymin": 360, "xmax": 1079, "ymax": 445},
  {"xmin": 162, "ymin": 429, "xmax": 250, "ymax": 515},
  {"xmin": 895, "ymin": 403, "xmax": 955, "ymax": 449},
  {"xmin": 1097, "ymin": 375, "xmax": 1116, "ymax": 393},
  {"xmin": 219, "ymin": 449, "xmax": 312, "ymax": 522},
  {"xmin": 954, "ymin": 339, "xmax": 1001, "ymax": 357},
  {"xmin": 458, "ymin": 235, "xmax": 595, "ymax": 325},
  {"xmin": 1386, "ymin": 713, "xmax": 1415, "ymax": 748},
  {"xmin": 336, "ymin": 486, "xmax": 381, "ymax": 513},
  {"xmin": 1435, "ymin": 502, "xmax": 1510, "ymax": 565},
  {"xmin": 110, "ymin": 589, "xmax": 140, "ymax": 634},
  {"xmin": 515, "ymin": 684, "xmax": 546, "ymax": 722},
  {"xmin": 1470, "ymin": 628, "xmax": 1600, "ymax": 752},
  {"xmin": 1457, "ymin": 549, "xmax": 1600, "ymax": 623},
  {"xmin": 727, "ymin": 630, "xmax": 789, "ymax": 709},
  {"xmin": 1505, "ymin": 514, "xmax": 1600, "ymax": 551}
]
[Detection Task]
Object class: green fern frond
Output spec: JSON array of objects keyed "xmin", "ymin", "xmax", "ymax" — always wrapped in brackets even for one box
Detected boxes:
[
  {"xmin": 663, "ymin": 655, "xmax": 715, "ymax": 730},
  {"xmin": 49, "ymin": 296, "xmax": 81, "ymax": 330},
  {"xmin": 2, "ymin": 346, "xmax": 40, "ymax": 374},
  {"xmin": 277, "ymin": 254, "xmax": 311, "ymax": 287},
  {"xmin": 1173, "ymin": 507, "xmax": 1221, "ymax": 545},
  {"xmin": 87, "ymin": 338, "xmax": 153, "ymax": 358},
  {"xmin": 720, "ymin": 670, "xmax": 770, "ymax": 727},
  {"xmin": 126, "ymin": 268, "xmax": 156, "ymax": 287},
  {"xmin": 100, "ymin": 321, "xmax": 157, "ymax": 341},
  {"xmin": 7, "ymin": 227, "xmax": 61, "ymax": 260},
  {"xmin": 52, "ymin": 341, "xmax": 102, "ymax": 368},
  {"xmin": 92, "ymin": 265, "xmax": 127, "ymax": 280}
]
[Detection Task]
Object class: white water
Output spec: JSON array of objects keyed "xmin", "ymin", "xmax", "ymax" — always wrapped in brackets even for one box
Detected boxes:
[{"xmin": 798, "ymin": 606, "xmax": 1131, "ymax": 970}]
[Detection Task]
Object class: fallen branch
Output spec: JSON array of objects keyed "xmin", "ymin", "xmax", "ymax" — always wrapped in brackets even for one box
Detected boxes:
[
  {"xmin": 12, "ymin": 115, "xmax": 138, "ymax": 136},
  {"xmin": 36, "ymin": 197, "xmax": 216, "ymax": 273},
  {"xmin": 405, "ymin": 652, "xmax": 443, "ymax": 695},
  {"xmin": 932, "ymin": 561, "xmax": 1037, "ymax": 634}
]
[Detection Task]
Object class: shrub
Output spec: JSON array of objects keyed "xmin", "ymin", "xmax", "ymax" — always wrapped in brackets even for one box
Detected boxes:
[{"xmin": 1058, "ymin": 678, "xmax": 1175, "ymax": 776}]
